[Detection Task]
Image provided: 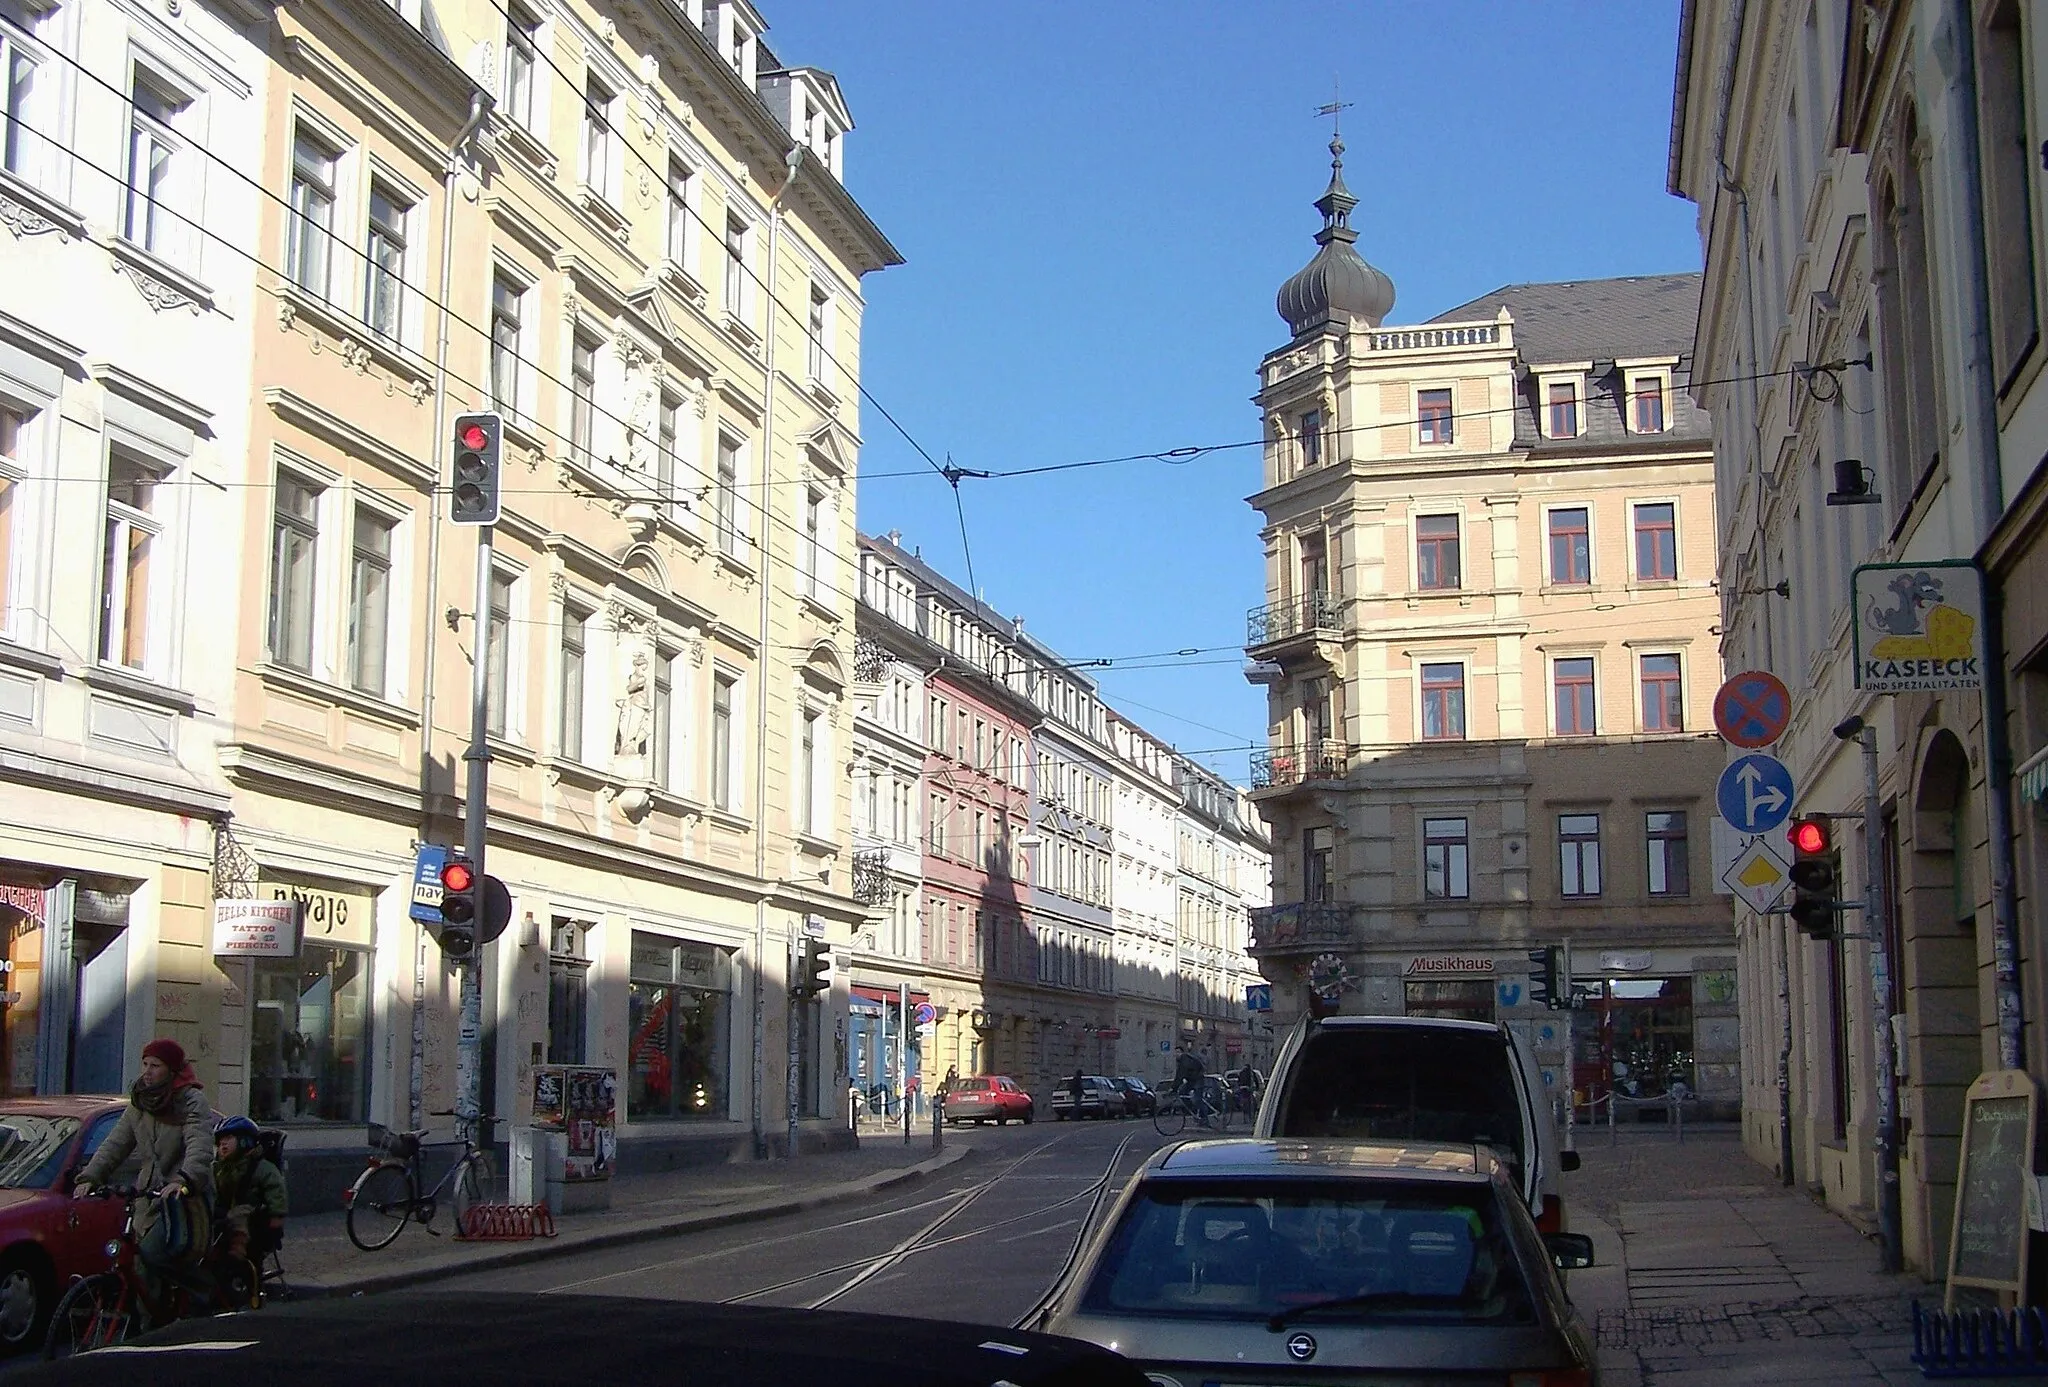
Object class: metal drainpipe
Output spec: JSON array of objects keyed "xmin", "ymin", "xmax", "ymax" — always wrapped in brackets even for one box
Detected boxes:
[
  {"xmin": 751, "ymin": 146, "xmax": 800, "ymax": 1159},
  {"xmin": 1936, "ymin": 0, "xmax": 2023, "ymax": 1073},
  {"xmin": 412, "ymin": 92, "xmax": 492, "ymax": 1130}
]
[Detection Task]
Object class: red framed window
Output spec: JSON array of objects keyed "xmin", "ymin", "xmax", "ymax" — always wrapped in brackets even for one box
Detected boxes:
[
  {"xmin": 1632, "ymin": 378, "xmax": 1666, "ymax": 432},
  {"xmin": 1548, "ymin": 508, "xmax": 1590, "ymax": 585},
  {"xmin": 1634, "ymin": 503, "xmax": 1677, "ymax": 580},
  {"xmin": 1420, "ymin": 662, "xmax": 1465, "ymax": 740},
  {"xmin": 1640, "ymin": 653, "xmax": 1683, "ymax": 731},
  {"xmin": 1546, "ymin": 382, "xmax": 1578, "ymax": 438},
  {"xmin": 1416, "ymin": 514, "xmax": 1461, "ymax": 590},
  {"xmin": 1554, "ymin": 657, "xmax": 1596, "ymax": 735},
  {"xmin": 1418, "ymin": 388, "xmax": 1453, "ymax": 445}
]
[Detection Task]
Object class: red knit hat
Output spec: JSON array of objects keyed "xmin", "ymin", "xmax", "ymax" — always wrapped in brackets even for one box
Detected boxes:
[{"xmin": 142, "ymin": 1038, "xmax": 186, "ymax": 1071}]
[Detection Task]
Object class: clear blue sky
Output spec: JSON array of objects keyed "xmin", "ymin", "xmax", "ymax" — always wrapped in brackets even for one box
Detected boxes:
[{"xmin": 763, "ymin": 2, "xmax": 1702, "ymax": 783}]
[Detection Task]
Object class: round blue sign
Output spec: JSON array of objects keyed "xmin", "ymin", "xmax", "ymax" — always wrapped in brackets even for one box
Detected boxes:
[{"xmin": 1716, "ymin": 753, "xmax": 1795, "ymax": 835}]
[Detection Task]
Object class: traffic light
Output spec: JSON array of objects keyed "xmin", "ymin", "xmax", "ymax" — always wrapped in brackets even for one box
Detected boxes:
[
  {"xmin": 436, "ymin": 856, "xmax": 478, "ymax": 957},
  {"xmin": 1527, "ymin": 945, "xmax": 1561, "ymax": 1009},
  {"xmin": 793, "ymin": 937, "xmax": 833, "ymax": 998},
  {"xmin": 1786, "ymin": 815, "xmax": 1838, "ymax": 939},
  {"xmin": 449, "ymin": 412, "xmax": 502, "ymax": 525}
]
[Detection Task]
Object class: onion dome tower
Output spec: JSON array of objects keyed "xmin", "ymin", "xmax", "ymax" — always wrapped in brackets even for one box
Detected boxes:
[{"xmin": 1275, "ymin": 133, "xmax": 1395, "ymax": 337}]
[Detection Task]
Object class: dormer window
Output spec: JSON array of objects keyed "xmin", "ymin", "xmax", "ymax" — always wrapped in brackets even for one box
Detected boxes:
[
  {"xmin": 1545, "ymin": 380, "xmax": 1580, "ymax": 439},
  {"xmin": 1628, "ymin": 371, "xmax": 1669, "ymax": 433},
  {"xmin": 729, "ymin": 24, "xmax": 747, "ymax": 76}
]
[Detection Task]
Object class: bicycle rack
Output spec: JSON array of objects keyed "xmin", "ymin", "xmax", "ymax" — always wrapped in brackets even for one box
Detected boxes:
[
  {"xmin": 1911, "ymin": 1301, "xmax": 2048, "ymax": 1377},
  {"xmin": 456, "ymin": 1204, "xmax": 559, "ymax": 1241}
]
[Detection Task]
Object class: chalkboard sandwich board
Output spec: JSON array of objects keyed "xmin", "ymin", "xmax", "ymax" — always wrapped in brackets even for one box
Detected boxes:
[{"xmin": 1946, "ymin": 1068, "xmax": 2039, "ymax": 1308}]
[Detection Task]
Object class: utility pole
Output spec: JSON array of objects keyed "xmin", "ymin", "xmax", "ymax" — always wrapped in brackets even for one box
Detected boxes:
[
  {"xmin": 787, "ymin": 927, "xmax": 802, "ymax": 1158},
  {"xmin": 456, "ymin": 524, "xmax": 492, "ymax": 1152}
]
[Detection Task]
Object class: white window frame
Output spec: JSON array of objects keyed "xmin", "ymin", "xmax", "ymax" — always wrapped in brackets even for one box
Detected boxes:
[
  {"xmin": 710, "ymin": 665, "xmax": 740, "ymax": 811},
  {"xmin": 489, "ymin": 264, "xmax": 533, "ymax": 422},
  {"xmin": 651, "ymin": 642, "xmax": 682, "ymax": 791},
  {"xmin": 363, "ymin": 169, "xmax": 421, "ymax": 347},
  {"xmin": 501, "ymin": 1, "xmax": 541, "ymax": 132},
  {"xmin": 723, "ymin": 212, "xmax": 749, "ymax": 321},
  {"xmin": 346, "ymin": 496, "xmax": 403, "ymax": 700},
  {"xmin": 714, "ymin": 431, "xmax": 746, "ymax": 561},
  {"xmin": 556, "ymin": 597, "xmax": 589, "ymax": 763},
  {"xmin": 286, "ymin": 122, "xmax": 342, "ymax": 301},
  {"xmin": 98, "ymin": 445, "xmax": 170, "ymax": 678},
  {"xmin": 1629, "ymin": 497, "xmax": 1681, "ymax": 584},
  {"xmin": 267, "ymin": 468, "xmax": 323, "ymax": 674},
  {"xmin": 1414, "ymin": 654, "xmax": 1471, "ymax": 742},
  {"xmin": 1538, "ymin": 371, "xmax": 1585, "ymax": 440},
  {"xmin": 664, "ymin": 154, "xmax": 694, "ymax": 270},
  {"xmin": 806, "ymin": 283, "xmax": 828, "ymax": 384},
  {"xmin": 0, "ymin": 390, "xmax": 48, "ymax": 645},
  {"xmin": 124, "ymin": 61, "xmax": 200, "ymax": 270},
  {"xmin": 1635, "ymin": 647, "xmax": 1687, "ymax": 734},
  {"xmin": 484, "ymin": 562, "xmax": 526, "ymax": 742},
  {"xmin": 1, "ymin": 0, "xmax": 68, "ymax": 197},
  {"xmin": 580, "ymin": 69, "xmax": 615, "ymax": 202},
  {"xmin": 796, "ymin": 699, "xmax": 827, "ymax": 839},
  {"xmin": 568, "ymin": 327, "xmax": 598, "ymax": 465}
]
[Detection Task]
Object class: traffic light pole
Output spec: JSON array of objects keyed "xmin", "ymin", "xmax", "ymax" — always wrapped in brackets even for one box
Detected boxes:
[
  {"xmin": 456, "ymin": 524, "xmax": 494, "ymax": 1152},
  {"xmin": 1855, "ymin": 725, "xmax": 1902, "ymax": 1273},
  {"xmin": 787, "ymin": 930, "xmax": 801, "ymax": 1159}
]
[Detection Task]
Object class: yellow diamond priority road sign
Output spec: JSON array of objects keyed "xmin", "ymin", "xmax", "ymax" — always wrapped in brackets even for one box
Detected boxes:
[{"xmin": 1722, "ymin": 838, "xmax": 1792, "ymax": 914}]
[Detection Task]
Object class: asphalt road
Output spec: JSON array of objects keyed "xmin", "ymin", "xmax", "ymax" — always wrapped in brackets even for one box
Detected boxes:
[{"xmin": 411, "ymin": 1119, "xmax": 1171, "ymax": 1326}]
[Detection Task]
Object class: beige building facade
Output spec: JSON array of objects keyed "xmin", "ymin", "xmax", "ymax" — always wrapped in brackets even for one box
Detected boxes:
[{"xmin": 1246, "ymin": 139, "xmax": 1735, "ymax": 1115}]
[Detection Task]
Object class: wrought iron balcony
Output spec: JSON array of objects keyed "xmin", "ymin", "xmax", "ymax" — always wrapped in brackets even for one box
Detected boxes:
[
  {"xmin": 1246, "ymin": 591, "xmax": 1342, "ymax": 648},
  {"xmin": 1249, "ymin": 740, "xmax": 1350, "ymax": 790},
  {"xmin": 1248, "ymin": 901, "xmax": 1357, "ymax": 952},
  {"xmin": 853, "ymin": 634, "xmax": 888, "ymax": 685},
  {"xmin": 851, "ymin": 847, "xmax": 891, "ymax": 906}
]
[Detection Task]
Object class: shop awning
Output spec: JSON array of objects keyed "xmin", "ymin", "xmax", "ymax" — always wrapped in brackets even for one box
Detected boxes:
[{"xmin": 2020, "ymin": 745, "xmax": 2048, "ymax": 810}]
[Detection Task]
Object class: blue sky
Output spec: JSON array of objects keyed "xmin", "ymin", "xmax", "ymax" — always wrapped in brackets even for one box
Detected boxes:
[{"xmin": 763, "ymin": 2, "xmax": 1703, "ymax": 782}]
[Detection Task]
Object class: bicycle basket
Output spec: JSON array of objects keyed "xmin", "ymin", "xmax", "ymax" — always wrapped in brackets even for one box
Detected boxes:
[{"xmin": 365, "ymin": 1123, "xmax": 419, "ymax": 1159}]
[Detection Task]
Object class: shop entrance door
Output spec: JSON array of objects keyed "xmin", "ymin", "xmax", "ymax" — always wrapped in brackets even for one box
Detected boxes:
[{"xmin": 70, "ymin": 923, "xmax": 127, "ymax": 1094}]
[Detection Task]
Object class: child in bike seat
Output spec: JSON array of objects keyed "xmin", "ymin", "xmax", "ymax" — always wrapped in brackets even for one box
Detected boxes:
[{"xmin": 212, "ymin": 1116, "xmax": 288, "ymax": 1264}]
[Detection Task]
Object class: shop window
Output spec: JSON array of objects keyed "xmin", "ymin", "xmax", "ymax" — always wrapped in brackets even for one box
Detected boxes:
[
  {"xmin": 547, "ymin": 918, "xmax": 590, "ymax": 1065},
  {"xmin": 626, "ymin": 932, "xmax": 733, "ymax": 1120},
  {"xmin": 1404, "ymin": 978, "xmax": 1494, "ymax": 1022},
  {"xmin": 250, "ymin": 941, "xmax": 370, "ymax": 1124},
  {"xmin": 1576, "ymin": 977, "xmax": 1694, "ymax": 1100}
]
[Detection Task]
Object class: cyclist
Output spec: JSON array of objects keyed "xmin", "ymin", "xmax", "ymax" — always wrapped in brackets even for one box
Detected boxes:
[
  {"xmin": 1171, "ymin": 1048, "xmax": 1211, "ymax": 1121},
  {"xmin": 212, "ymin": 1116, "xmax": 287, "ymax": 1268},
  {"xmin": 71, "ymin": 1038, "xmax": 214, "ymax": 1309}
]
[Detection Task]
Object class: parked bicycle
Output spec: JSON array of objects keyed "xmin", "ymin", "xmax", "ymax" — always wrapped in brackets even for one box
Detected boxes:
[
  {"xmin": 44, "ymin": 1186, "xmax": 278, "ymax": 1359},
  {"xmin": 1152, "ymin": 1077, "xmax": 1239, "ymax": 1138},
  {"xmin": 345, "ymin": 1112, "xmax": 499, "ymax": 1252}
]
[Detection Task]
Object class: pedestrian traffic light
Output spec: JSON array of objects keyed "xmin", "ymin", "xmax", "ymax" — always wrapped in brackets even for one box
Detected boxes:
[
  {"xmin": 1527, "ymin": 945, "xmax": 1561, "ymax": 1009},
  {"xmin": 793, "ymin": 937, "xmax": 833, "ymax": 998},
  {"xmin": 436, "ymin": 857, "xmax": 478, "ymax": 957},
  {"xmin": 1786, "ymin": 815, "xmax": 1838, "ymax": 939},
  {"xmin": 449, "ymin": 412, "xmax": 502, "ymax": 525}
]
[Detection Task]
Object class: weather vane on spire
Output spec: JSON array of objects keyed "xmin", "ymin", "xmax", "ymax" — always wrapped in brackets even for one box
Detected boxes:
[{"xmin": 1316, "ymin": 77, "xmax": 1354, "ymax": 145}]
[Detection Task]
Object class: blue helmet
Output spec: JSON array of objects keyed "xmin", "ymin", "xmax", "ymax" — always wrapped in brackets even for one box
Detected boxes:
[{"xmin": 215, "ymin": 1115, "xmax": 261, "ymax": 1145}]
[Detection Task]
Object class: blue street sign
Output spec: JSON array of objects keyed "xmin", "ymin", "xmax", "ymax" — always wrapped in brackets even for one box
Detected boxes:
[
  {"xmin": 1244, "ymin": 984, "xmax": 1272, "ymax": 1013},
  {"xmin": 1716, "ymin": 753, "xmax": 1795, "ymax": 835},
  {"xmin": 1497, "ymin": 982, "xmax": 1524, "ymax": 1008},
  {"xmin": 409, "ymin": 844, "xmax": 449, "ymax": 925}
]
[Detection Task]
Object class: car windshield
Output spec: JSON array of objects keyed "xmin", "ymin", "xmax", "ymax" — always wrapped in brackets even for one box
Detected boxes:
[
  {"xmin": 1081, "ymin": 1178, "xmax": 1535, "ymax": 1326},
  {"xmin": 0, "ymin": 1116, "xmax": 81, "ymax": 1189},
  {"xmin": 958, "ymin": 1079, "xmax": 989, "ymax": 1092},
  {"xmin": 1275, "ymin": 1029, "xmax": 1526, "ymax": 1174}
]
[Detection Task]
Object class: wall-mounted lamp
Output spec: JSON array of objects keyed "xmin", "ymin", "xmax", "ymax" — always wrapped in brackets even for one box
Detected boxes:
[
  {"xmin": 1736, "ymin": 580, "xmax": 1792, "ymax": 599},
  {"xmin": 1826, "ymin": 458, "xmax": 1881, "ymax": 507}
]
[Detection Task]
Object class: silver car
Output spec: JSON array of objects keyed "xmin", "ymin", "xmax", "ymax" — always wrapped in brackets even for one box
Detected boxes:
[{"xmin": 1036, "ymin": 1139, "xmax": 1597, "ymax": 1386}]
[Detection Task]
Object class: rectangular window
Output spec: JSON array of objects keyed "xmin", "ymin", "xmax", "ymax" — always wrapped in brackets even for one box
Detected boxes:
[
  {"xmin": 1415, "ymin": 514, "xmax": 1460, "ymax": 590},
  {"xmin": 1633, "ymin": 502, "xmax": 1677, "ymax": 580},
  {"xmin": 267, "ymin": 474, "xmax": 319, "ymax": 672},
  {"xmin": 570, "ymin": 332, "xmax": 597, "ymax": 463},
  {"xmin": 1548, "ymin": 508, "xmax": 1590, "ymax": 585},
  {"xmin": 99, "ymin": 454, "xmax": 158, "ymax": 671},
  {"xmin": 1417, "ymin": 387, "xmax": 1453, "ymax": 445},
  {"xmin": 0, "ymin": 406, "xmax": 21, "ymax": 621},
  {"xmin": 1559, "ymin": 814, "xmax": 1602, "ymax": 897},
  {"xmin": 1977, "ymin": 0, "xmax": 2039, "ymax": 387},
  {"xmin": 626, "ymin": 934, "xmax": 733, "ymax": 1120},
  {"xmin": 1631, "ymin": 376, "xmax": 1667, "ymax": 433},
  {"xmin": 1640, "ymin": 653, "xmax": 1683, "ymax": 732},
  {"xmin": 1424, "ymin": 817, "xmax": 1469, "ymax": 900},
  {"xmin": 559, "ymin": 604, "xmax": 587, "ymax": 762},
  {"xmin": 347, "ymin": 507, "xmax": 394, "ymax": 696},
  {"xmin": 1, "ymin": 3, "xmax": 56, "ymax": 186},
  {"xmin": 715, "ymin": 435, "xmax": 741, "ymax": 558},
  {"xmin": 503, "ymin": 4, "xmax": 538, "ymax": 129},
  {"xmin": 799, "ymin": 707, "xmax": 819, "ymax": 836},
  {"xmin": 1303, "ymin": 826, "xmax": 1332, "ymax": 902},
  {"xmin": 1554, "ymin": 657, "xmax": 1596, "ymax": 735},
  {"xmin": 807, "ymin": 285, "xmax": 828, "ymax": 382},
  {"xmin": 665, "ymin": 158, "xmax": 691, "ymax": 265},
  {"xmin": 1299, "ymin": 409, "xmax": 1323, "ymax": 469},
  {"xmin": 651, "ymin": 649, "xmax": 673, "ymax": 789},
  {"xmin": 364, "ymin": 184, "xmax": 409, "ymax": 340},
  {"xmin": 710, "ymin": 672, "xmax": 735, "ymax": 809},
  {"xmin": 485, "ymin": 569, "xmax": 513, "ymax": 739},
  {"xmin": 127, "ymin": 74, "xmax": 189, "ymax": 263},
  {"xmin": 1546, "ymin": 381, "xmax": 1579, "ymax": 438},
  {"xmin": 928, "ymin": 792, "xmax": 947, "ymax": 853},
  {"xmin": 724, "ymin": 214, "xmax": 746, "ymax": 316},
  {"xmin": 249, "ymin": 942, "xmax": 371, "ymax": 1124},
  {"xmin": 582, "ymin": 72, "xmax": 612, "ymax": 198},
  {"xmin": 287, "ymin": 129, "xmax": 337, "ymax": 298},
  {"xmin": 653, "ymin": 392, "xmax": 680, "ymax": 512},
  {"xmin": 490, "ymin": 274, "xmax": 523, "ymax": 414},
  {"xmin": 1420, "ymin": 661, "xmax": 1465, "ymax": 740},
  {"xmin": 1647, "ymin": 811, "xmax": 1690, "ymax": 897},
  {"xmin": 546, "ymin": 919, "xmax": 589, "ymax": 1066}
]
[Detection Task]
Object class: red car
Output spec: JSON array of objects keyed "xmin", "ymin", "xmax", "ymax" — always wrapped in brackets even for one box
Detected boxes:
[
  {"xmin": 941, "ymin": 1076, "xmax": 1035, "ymax": 1126},
  {"xmin": 0, "ymin": 1096, "xmax": 152, "ymax": 1353}
]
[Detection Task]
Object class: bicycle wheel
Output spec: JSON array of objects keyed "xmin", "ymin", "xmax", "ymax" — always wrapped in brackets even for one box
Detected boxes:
[
  {"xmin": 1153, "ymin": 1099, "xmax": 1187, "ymax": 1138},
  {"xmin": 43, "ymin": 1274, "xmax": 132, "ymax": 1359},
  {"xmin": 451, "ymin": 1152, "xmax": 488, "ymax": 1226},
  {"xmin": 346, "ymin": 1163, "xmax": 415, "ymax": 1251}
]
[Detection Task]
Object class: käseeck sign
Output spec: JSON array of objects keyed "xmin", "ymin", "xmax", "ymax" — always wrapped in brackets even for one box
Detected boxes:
[{"xmin": 1852, "ymin": 561, "xmax": 1986, "ymax": 694}]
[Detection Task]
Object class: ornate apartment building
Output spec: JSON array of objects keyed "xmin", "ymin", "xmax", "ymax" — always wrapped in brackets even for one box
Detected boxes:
[{"xmin": 1245, "ymin": 135, "xmax": 1736, "ymax": 1113}]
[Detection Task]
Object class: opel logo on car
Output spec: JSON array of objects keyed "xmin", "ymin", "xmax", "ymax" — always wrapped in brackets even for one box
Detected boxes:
[{"xmin": 1286, "ymin": 1332, "xmax": 1317, "ymax": 1361}]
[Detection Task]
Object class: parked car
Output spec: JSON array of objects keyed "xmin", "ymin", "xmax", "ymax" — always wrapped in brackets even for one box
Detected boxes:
[
  {"xmin": 1253, "ymin": 1015, "xmax": 1578, "ymax": 1230},
  {"xmin": 942, "ymin": 1076, "xmax": 1035, "ymax": 1126},
  {"xmin": 0, "ymin": 1096, "xmax": 143, "ymax": 1353},
  {"xmin": 1051, "ymin": 1077, "xmax": 1123, "ymax": 1121},
  {"xmin": 1036, "ymin": 1138, "xmax": 1598, "ymax": 1386},
  {"xmin": 1111, "ymin": 1078, "xmax": 1156, "ymax": 1117}
]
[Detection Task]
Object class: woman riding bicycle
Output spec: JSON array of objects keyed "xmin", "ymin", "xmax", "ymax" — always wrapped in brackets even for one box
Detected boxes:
[{"xmin": 71, "ymin": 1039, "xmax": 214, "ymax": 1308}]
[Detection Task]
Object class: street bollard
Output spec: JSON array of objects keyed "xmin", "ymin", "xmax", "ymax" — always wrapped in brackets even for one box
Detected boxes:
[
  {"xmin": 848, "ymin": 1085, "xmax": 860, "ymax": 1137},
  {"xmin": 932, "ymin": 1100, "xmax": 943, "ymax": 1152},
  {"xmin": 1608, "ymin": 1093, "xmax": 1618, "ymax": 1148}
]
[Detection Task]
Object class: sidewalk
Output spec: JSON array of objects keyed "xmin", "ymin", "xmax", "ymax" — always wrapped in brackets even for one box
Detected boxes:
[
  {"xmin": 279, "ymin": 1131, "xmax": 974, "ymax": 1298},
  {"xmin": 1566, "ymin": 1122, "xmax": 1940, "ymax": 1386}
]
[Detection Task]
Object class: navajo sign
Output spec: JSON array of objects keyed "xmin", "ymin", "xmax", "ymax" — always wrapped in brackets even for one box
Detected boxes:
[{"xmin": 1853, "ymin": 561, "xmax": 1986, "ymax": 694}]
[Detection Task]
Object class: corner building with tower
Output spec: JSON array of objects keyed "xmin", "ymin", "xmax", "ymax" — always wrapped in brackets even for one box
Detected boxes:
[{"xmin": 1244, "ymin": 134, "xmax": 1739, "ymax": 1115}]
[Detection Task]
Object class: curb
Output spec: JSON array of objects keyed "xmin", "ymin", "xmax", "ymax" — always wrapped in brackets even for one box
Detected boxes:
[{"xmin": 293, "ymin": 1144, "xmax": 978, "ymax": 1299}]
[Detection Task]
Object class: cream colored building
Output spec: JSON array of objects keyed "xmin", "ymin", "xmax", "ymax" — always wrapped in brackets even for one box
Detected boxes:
[{"xmin": 1246, "ymin": 138, "xmax": 1735, "ymax": 1114}]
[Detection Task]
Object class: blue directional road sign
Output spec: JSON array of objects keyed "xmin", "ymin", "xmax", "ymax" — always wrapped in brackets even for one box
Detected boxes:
[
  {"xmin": 1245, "ymin": 984, "xmax": 1272, "ymax": 1013},
  {"xmin": 1716, "ymin": 753, "xmax": 1796, "ymax": 835},
  {"xmin": 409, "ymin": 844, "xmax": 450, "ymax": 925}
]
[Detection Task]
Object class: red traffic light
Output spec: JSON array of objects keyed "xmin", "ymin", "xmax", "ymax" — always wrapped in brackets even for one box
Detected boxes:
[
  {"xmin": 459, "ymin": 423, "xmax": 489, "ymax": 451},
  {"xmin": 440, "ymin": 861, "xmax": 475, "ymax": 893},
  {"xmin": 1788, "ymin": 817, "xmax": 1829, "ymax": 856}
]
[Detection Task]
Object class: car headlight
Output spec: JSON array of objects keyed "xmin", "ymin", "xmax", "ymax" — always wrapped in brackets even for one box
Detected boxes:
[{"xmin": 103, "ymin": 1240, "xmax": 121, "ymax": 1257}]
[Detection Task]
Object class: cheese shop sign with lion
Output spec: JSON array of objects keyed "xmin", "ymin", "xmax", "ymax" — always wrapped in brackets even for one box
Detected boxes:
[{"xmin": 1853, "ymin": 562, "xmax": 1986, "ymax": 694}]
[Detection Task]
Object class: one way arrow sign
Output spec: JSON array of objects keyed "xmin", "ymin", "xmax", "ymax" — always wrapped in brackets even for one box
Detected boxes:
[{"xmin": 1716, "ymin": 753, "xmax": 1796, "ymax": 835}]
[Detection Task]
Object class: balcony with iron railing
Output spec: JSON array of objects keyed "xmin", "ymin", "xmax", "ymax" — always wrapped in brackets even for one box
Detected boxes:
[
  {"xmin": 1249, "ymin": 739, "xmax": 1350, "ymax": 792},
  {"xmin": 1245, "ymin": 590, "xmax": 1343, "ymax": 649},
  {"xmin": 851, "ymin": 847, "xmax": 891, "ymax": 906},
  {"xmin": 1248, "ymin": 900, "xmax": 1357, "ymax": 954}
]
